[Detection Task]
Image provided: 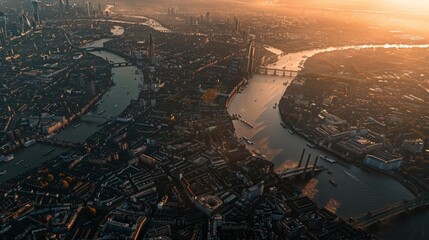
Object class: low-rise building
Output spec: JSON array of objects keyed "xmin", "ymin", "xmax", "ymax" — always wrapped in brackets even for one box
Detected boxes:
[{"xmin": 364, "ymin": 150, "xmax": 402, "ymax": 171}]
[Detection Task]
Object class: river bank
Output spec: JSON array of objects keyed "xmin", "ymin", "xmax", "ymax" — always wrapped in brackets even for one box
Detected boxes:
[{"xmin": 227, "ymin": 43, "xmax": 429, "ymax": 239}]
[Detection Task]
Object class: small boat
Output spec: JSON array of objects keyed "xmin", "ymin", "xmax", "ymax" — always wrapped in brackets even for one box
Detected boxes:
[
  {"xmin": 273, "ymin": 103, "xmax": 277, "ymax": 109},
  {"xmin": 24, "ymin": 140, "xmax": 36, "ymax": 147},
  {"xmin": 0, "ymin": 154, "xmax": 14, "ymax": 163},
  {"xmin": 306, "ymin": 142, "xmax": 316, "ymax": 148},
  {"xmin": 113, "ymin": 104, "xmax": 118, "ymax": 108},
  {"xmin": 98, "ymin": 110, "xmax": 106, "ymax": 115},
  {"xmin": 288, "ymin": 129, "xmax": 294, "ymax": 135},
  {"xmin": 14, "ymin": 160, "xmax": 24, "ymax": 166},
  {"xmin": 242, "ymin": 136, "xmax": 254, "ymax": 145},
  {"xmin": 280, "ymin": 122, "xmax": 287, "ymax": 129},
  {"xmin": 329, "ymin": 179, "xmax": 338, "ymax": 187},
  {"xmin": 239, "ymin": 119, "xmax": 254, "ymax": 128},
  {"xmin": 320, "ymin": 155, "xmax": 336, "ymax": 163},
  {"xmin": 0, "ymin": 170, "xmax": 6, "ymax": 176},
  {"xmin": 44, "ymin": 149, "xmax": 55, "ymax": 156},
  {"xmin": 73, "ymin": 123, "xmax": 81, "ymax": 129}
]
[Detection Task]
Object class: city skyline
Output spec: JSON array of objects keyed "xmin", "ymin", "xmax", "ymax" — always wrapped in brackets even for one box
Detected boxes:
[{"xmin": 0, "ymin": 0, "xmax": 428, "ymax": 239}]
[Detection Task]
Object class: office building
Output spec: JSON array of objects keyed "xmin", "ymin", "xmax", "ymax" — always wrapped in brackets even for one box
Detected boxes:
[
  {"xmin": 32, "ymin": 0, "xmax": 41, "ymax": 26},
  {"xmin": 246, "ymin": 41, "xmax": 255, "ymax": 76},
  {"xmin": 0, "ymin": 12, "xmax": 7, "ymax": 40}
]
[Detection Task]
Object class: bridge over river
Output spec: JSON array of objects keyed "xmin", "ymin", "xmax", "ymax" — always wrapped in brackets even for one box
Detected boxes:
[
  {"xmin": 256, "ymin": 67, "xmax": 300, "ymax": 77},
  {"xmin": 350, "ymin": 195, "xmax": 429, "ymax": 229},
  {"xmin": 83, "ymin": 47, "xmax": 133, "ymax": 68}
]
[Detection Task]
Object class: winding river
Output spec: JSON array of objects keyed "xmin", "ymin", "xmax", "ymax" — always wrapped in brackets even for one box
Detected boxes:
[
  {"xmin": 228, "ymin": 44, "xmax": 429, "ymax": 240},
  {"xmin": 1, "ymin": 14, "xmax": 428, "ymax": 238},
  {"xmin": 0, "ymin": 28, "xmax": 142, "ymax": 182}
]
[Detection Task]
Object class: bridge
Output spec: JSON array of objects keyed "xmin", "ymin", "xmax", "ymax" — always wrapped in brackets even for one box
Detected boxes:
[
  {"xmin": 84, "ymin": 47, "xmax": 105, "ymax": 52},
  {"xmin": 256, "ymin": 67, "xmax": 300, "ymax": 77},
  {"xmin": 278, "ymin": 165, "xmax": 324, "ymax": 179},
  {"xmin": 110, "ymin": 62, "xmax": 133, "ymax": 68},
  {"xmin": 81, "ymin": 113, "xmax": 113, "ymax": 121},
  {"xmin": 350, "ymin": 196, "xmax": 429, "ymax": 229},
  {"xmin": 37, "ymin": 138, "xmax": 80, "ymax": 148}
]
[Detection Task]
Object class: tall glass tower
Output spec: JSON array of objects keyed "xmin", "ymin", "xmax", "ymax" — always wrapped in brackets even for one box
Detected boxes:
[{"xmin": 31, "ymin": 0, "xmax": 40, "ymax": 26}]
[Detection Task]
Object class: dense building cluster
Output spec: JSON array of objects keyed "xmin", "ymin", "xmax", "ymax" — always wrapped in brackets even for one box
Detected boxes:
[{"xmin": 279, "ymin": 48, "xmax": 429, "ymax": 188}]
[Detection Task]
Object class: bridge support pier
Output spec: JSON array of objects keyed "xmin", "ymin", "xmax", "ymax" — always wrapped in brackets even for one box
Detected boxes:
[
  {"xmin": 312, "ymin": 156, "xmax": 319, "ymax": 176},
  {"xmin": 301, "ymin": 154, "xmax": 311, "ymax": 179},
  {"xmin": 298, "ymin": 148, "xmax": 306, "ymax": 168}
]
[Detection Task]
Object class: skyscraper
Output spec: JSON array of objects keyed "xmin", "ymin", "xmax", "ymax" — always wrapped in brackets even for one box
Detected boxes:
[
  {"xmin": 65, "ymin": 0, "xmax": 70, "ymax": 12},
  {"xmin": 148, "ymin": 33, "xmax": 154, "ymax": 64},
  {"xmin": 246, "ymin": 41, "xmax": 255, "ymax": 76},
  {"xmin": 206, "ymin": 12, "xmax": 210, "ymax": 24},
  {"xmin": 59, "ymin": 0, "xmax": 65, "ymax": 14},
  {"xmin": 31, "ymin": 0, "xmax": 41, "ymax": 26},
  {"xmin": 0, "ymin": 28, "xmax": 5, "ymax": 46},
  {"xmin": 0, "ymin": 12, "xmax": 7, "ymax": 44},
  {"xmin": 86, "ymin": 2, "xmax": 91, "ymax": 17},
  {"xmin": 21, "ymin": 14, "xmax": 32, "ymax": 33}
]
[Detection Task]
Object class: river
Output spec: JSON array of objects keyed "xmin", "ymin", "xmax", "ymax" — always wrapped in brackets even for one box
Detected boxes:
[
  {"xmin": 0, "ymin": 28, "xmax": 142, "ymax": 182},
  {"xmin": 1, "ymin": 15, "xmax": 428, "ymax": 238},
  {"xmin": 228, "ymin": 44, "xmax": 429, "ymax": 240}
]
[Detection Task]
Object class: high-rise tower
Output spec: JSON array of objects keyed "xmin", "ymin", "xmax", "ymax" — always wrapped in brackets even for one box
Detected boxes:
[
  {"xmin": 246, "ymin": 41, "xmax": 255, "ymax": 76},
  {"xmin": 59, "ymin": 0, "xmax": 64, "ymax": 14},
  {"xmin": 148, "ymin": 33, "xmax": 154, "ymax": 64},
  {"xmin": 31, "ymin": 0, "xmax": 41, "ymax": 26},
  {"xmin": 0, "ymin": 12, "xmax": 7, "ymax": 41},
  {"xmin": 65, "ymin": 0, "xmax": 70, "ymax": 12}
]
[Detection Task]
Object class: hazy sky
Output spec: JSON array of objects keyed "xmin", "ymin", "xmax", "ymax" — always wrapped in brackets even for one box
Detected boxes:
[{"xmin": 243, "ymin": 0, "xmax": 429, "ymax": 13}]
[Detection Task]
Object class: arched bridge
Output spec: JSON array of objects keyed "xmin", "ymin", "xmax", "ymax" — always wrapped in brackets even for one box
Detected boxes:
[
  {"xmin": 350, "ymin": 196, "xmax": 429, "ymax": 229},
  {"xmin": 256, "ymin": 67, "xmax": 300, "ymax": 77}
]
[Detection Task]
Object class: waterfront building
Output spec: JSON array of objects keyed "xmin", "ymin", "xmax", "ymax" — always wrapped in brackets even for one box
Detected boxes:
[
  {"xmin": 364, "ymin": 150, "xmax": 402, "ymax": 171},
  {"xmin": 402, "ymin": 139, "xmax": 424, "ymax": 154}
]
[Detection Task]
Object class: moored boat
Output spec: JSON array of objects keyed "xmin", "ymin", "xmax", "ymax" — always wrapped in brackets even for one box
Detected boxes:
[
  {"xmin": 320, "ymin": 155, "xmax": 336, "ymax": 163},
  {"xmin": 24, "ymin": 139, "xmax": 36, "ymax": 147},
  {"xmin": 0, "ymin": 154, "xmax": 14, "ymax": 163}
]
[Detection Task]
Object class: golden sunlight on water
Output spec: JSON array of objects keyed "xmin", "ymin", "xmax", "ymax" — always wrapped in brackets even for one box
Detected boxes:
[
  {"xmin": 302, "ymin": 178, "xmax": 319, "ymax": 199},
  {"xmin": 325, "ymin": 198, "xmax": 341, "ymax": 214},
  {"xmin": 274, "ymin": 161, "xmax": 298, "ymax": 173}
]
